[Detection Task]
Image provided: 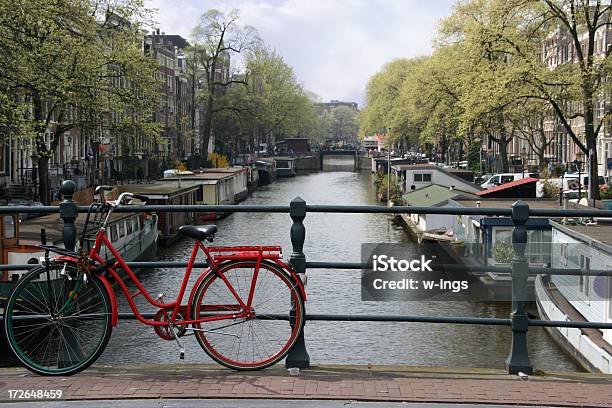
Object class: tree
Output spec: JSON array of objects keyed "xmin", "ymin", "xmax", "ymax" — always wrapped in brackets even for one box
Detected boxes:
[
  {"xmin": 190, "ymin": 9, "xmax": 258, "ymax": 161},
  {"xmin": 400, "ymin": 48, "xmax": 465, "ymax": 163},
  {"xmin": 360, "ymin": 58, "xmax": 423, "ymax": 152},
  {"xmin": 329, "ymin": 106, "xmax": 358, "ymax": 142},
  {"xmin": 445, "ymin": 0, "xmax": 612, "ymax": 197},
  {"xmin": 0, "ymin": 0, "xmax": 160, "ymax": 203},
  {"xmin": 243, "ymin": 46, "xmax": 316, "ymax": 146}
]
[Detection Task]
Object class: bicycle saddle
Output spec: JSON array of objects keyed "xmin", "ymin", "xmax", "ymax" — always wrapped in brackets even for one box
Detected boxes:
[{"xmin": 178, "ymin": 225, "xmax": 217, "ymax": 241}]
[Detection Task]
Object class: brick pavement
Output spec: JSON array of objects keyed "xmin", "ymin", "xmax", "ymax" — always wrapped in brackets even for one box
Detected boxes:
[{"xmin": 0, "ymin": 364, "xmax": 610, "ymax": 407}]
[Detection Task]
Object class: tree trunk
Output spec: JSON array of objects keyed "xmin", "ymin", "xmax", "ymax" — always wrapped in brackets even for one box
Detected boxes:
[
  {"xmin": 499, "ymin": 139, "xmax": 509, "ymax": 173},
  {"xmin": 38, "ymin": 156, "xmax": 49, "ymax": 205},
  {"xmin": 202, "ymin": 93, "xmax": 214, "ymax": 162}
]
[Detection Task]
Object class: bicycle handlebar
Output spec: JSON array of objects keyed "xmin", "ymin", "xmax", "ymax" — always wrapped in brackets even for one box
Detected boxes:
[{"xmin": 132, "ymin": 194, "xmax": 149, "ymax": 202}]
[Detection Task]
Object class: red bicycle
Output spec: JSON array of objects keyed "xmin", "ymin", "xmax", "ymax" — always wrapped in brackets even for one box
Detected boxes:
[{"xmin": 3, "ymin": 187, "xmax": 306, "ymax": 375}]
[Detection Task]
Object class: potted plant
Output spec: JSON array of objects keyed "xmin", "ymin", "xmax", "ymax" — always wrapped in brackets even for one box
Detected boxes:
[
  {"xmin": 599, "ymin": 184, "xmax": 612, "ymax": 209},
  {"xmin": 492, "ymin": 242, "xmax": 514, "ymax": 264}
]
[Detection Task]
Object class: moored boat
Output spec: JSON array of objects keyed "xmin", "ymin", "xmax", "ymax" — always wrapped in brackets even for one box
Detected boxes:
[{"xmin": 0, "ymin": 211, "xmax": 158, "ymax": 303}]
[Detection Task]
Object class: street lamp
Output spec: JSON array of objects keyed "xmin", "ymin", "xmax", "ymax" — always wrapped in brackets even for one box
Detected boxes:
[
  {"xmin": 574, "ymin": 150, "xmax": 585, "ymax": 200},
  {"xmin": 30, "ymin": 150, "xmax": 39, "ymax": 202}
]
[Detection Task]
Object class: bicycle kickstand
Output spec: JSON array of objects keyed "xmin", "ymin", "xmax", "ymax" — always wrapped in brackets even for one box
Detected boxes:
[{"xmin": 169, "ymin": 324, "xmax": 185, "ymax": 360}]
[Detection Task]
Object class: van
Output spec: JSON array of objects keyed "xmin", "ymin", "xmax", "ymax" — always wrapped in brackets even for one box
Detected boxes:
[{"xmin": 480, "ymin": 172, "xmax": 538, "ymax": 189}]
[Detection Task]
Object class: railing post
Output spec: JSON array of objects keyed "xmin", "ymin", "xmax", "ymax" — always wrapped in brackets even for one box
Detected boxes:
[
  {"xmin": 505, "ymin": 200, "xmax": 533, "ymax": 375},
  {"xmin": 59, "ymin": 180, "xmax": 78, "ymax": 251},
  {"xmin": 285, "ymin": 196, "xmax": 310, "ymax": 369}
]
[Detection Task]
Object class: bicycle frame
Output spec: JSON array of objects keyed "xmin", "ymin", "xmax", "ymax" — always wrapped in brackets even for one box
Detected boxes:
[{"xmin": 82, "ymin": 226, "xmax": 305, "ymax": 329}]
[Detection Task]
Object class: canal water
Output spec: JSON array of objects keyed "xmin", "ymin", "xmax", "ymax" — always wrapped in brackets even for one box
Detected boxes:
[{"xmin": 100, "ymin": 164, "xmax": 579, "ymax": 371}]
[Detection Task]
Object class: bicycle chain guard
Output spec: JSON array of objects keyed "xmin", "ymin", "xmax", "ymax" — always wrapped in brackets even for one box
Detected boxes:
[{"xmin": 153, "ymin": 309, "xmax": 187, "ymax": 340}]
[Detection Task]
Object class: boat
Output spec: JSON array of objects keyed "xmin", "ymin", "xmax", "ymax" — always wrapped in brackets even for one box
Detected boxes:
[
  {"xmin": 0, "ymin": 211, "xmax": 158, "ymax": 303},
  {"xmin": 157, "ymin": 167, "xmax": 249, "ymax": 221},
  {"xmin": 274, "ymin": 157, "xmax": 296, "ymax": 177},
  {"xmin": 535, "ymin": 220, "xmax": 612, "ymax": 374},
  {"xmin": 254, "ymin": 158, "xmax": 276, "ymax": 185},
  {"xmin": 123, "ymin": 183, "xmax": 198, "ymax": 244}
]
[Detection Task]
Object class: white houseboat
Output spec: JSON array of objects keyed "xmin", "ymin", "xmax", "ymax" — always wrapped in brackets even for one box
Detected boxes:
[{"xmin": 535, "ymin": 220, "xmax": 612, "ymax": 373}]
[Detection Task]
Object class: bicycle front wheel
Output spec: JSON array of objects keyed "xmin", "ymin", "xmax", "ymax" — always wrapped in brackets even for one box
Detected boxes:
[
  {"xmin": 191, "ymin": 261, "xmax": 305, "ymax": 370},
  {"xmin": 3, "ymin": 262, "xmax": 112, "ymax": 376}
]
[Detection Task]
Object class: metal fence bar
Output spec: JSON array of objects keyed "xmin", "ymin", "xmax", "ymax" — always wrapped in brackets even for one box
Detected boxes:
[
  {"xmin": 285, "ymin": 196, "xmax": 310, "ymax": 369},
  {"xmin": 5, "ymin": 261, "xmax": 612, "ymax": 277},
  {"xmin": 506, "ymin": 200, "xmax": 532, "ymax": 375}
]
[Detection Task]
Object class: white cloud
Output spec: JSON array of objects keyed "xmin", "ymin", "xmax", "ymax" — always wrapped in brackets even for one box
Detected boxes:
[{"xmin": 145, "ymin": 0, "xmax": 454, "ymax": 106}]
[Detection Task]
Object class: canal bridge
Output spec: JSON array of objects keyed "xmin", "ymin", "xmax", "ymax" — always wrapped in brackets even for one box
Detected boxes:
[
  {"xmin": 319, "ymin": 149, "xmax": 361, "ymax": 171},
  {"xmin": 1, "ymin": 180, "xmax": 612, "ymax": 376}
]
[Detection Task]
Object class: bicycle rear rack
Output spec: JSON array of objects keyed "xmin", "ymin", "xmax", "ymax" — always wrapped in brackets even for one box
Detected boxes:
[{"xmin": 207, "ymin": 246, "xmax": 282, "ymax": 262}]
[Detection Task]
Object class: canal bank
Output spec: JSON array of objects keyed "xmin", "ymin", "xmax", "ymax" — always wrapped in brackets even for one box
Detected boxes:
[{"xmin": 97, "ymin": 168, "xmax": 579, "ymax": 373}]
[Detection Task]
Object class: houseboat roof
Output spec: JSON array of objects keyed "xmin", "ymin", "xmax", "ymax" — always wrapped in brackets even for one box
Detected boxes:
[
  {"xmin": 273, "ymin": 156, "xmax": 296, "ymax": 161},
  {"xmin": 160, "ymin": 172, "xmax": 233, "ymax": 181},
  {"xmin": 476, "ymin": 177, "xmax": 539, "ymax": 197},
  {"xmin": 199, "ymin": 167, "xmax": 247, "ymax": 174},
  {"xmin": 403, "ymin": 185, "xmax": 478, "ymax": 207},
  {"xmin": 126, "ymin": 183, "xmax": 199, "ymax": 197},
  {"xmin": 454, "ymin": 198, "xmax": 577, "ymax": 209},
  {"xmin": 549, "ymin": 220, "xmax": 612, "ymax": 254},
  {"xmin": 157, "ymin": 179, "xmax": 219, "ymax": 187}
]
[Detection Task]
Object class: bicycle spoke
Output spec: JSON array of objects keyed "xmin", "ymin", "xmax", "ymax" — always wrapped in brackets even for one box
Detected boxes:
[{"xmin": 5, "ymin": 264, "xmax": 111, "ymax": 375}]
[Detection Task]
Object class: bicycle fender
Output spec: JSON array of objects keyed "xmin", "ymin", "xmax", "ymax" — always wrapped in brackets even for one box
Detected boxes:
[
  {"xmin": 98, "ymin": 275, "xmax": 118, "ymax": 327},
  {"xmin": 270, "ymin": 259, "xmax": 307, "ymax": 301}
]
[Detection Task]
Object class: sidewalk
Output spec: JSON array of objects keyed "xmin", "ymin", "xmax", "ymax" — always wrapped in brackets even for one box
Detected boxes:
[{"xmin": 0, "ymin": 364, "xmax": 610, "ymax": 407}]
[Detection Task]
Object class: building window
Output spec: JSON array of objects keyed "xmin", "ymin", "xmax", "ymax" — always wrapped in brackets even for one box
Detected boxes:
[
  {"xmin": 110, "ymin": 225, "xmax": 118, "ymax": 242},
  {"xmin": 579, "ymin": 254, "xmax": 590, "ymax": 298},
  {"xmin": 414, "ymin": 173, "xmax": 432, "ymax": 182}
]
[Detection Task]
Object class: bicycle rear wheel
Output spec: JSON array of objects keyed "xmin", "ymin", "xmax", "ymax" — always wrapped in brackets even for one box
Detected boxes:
[
  {"xmin": 191, "ymin": 261, "xmax": 304, "ymax": 370},
  {"xmin": 3, "ymin": 262, "xmax": 112, "ymax": 376}
]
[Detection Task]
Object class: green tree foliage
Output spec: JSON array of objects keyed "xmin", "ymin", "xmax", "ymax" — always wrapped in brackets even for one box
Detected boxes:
[
  {"xmin": 329, "ymin": 105, "xmax": 358, "ymax": 142},
  {"xmin": 0, "ymin": 0, "xmax": 160, "ymax": 203},
  {"xmin": 190, "ymin": 9, "xmax": 259, "ymax": 159}
]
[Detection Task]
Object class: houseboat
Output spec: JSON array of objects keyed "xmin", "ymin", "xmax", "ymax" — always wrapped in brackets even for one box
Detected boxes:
[
  {"xmin": 0, "ymin": 210, "xmax": 158, "ymax": 302},
  {"xmin": 158, "ymin": 168, "xmax": 248, "ymax": 221},
  {"xmin": 274, "ymin": 157, "xmax": 296, "ymax": 177},
  {"xmin": 450, "ymin": 198, "xmax": 558, "ymax": 289},
  {"xmin": 254, "ymin": 158, "xmax": 276, "ymax": 185},
  {"xmin": 535, "ymin": 220, "xmax": 612, "ymax": 373},
  {"xmin": 391, "ymin": 164, "xmax": 482, "ymax": 194},
  {"xmin": 125, "ymin": 183, "xmax": 198, "ymax": 244}
]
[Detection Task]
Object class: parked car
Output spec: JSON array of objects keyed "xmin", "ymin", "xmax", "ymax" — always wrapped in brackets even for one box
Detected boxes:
[{"xmin": 481, "ymin": 172, "xmax": 539, "ymax": 189}]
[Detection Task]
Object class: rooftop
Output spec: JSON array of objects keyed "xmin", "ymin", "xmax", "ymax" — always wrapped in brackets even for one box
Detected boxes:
[
  {"xmin": 124, "ymin": 183, "xmax": 199, "ymax": 195},
  {"xmin": 475, "ymin": 177, "xmax": 538, "ymax": 196},
  {"xmin": 550, "ymin": 220, "xmax": 612, "ymax": 253},
  {"xmin": 454, "ymin": 198, "xmax": 577, "ymax": 209},
  {"xmin": 403, "ymin": 185, "xmax": 478, "ymax": 207}
]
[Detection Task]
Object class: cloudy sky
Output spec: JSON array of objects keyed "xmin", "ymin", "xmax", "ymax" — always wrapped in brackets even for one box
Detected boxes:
[{"xmin": 145, "ymin": 0, "xmax": 456, "ymax": 107}]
